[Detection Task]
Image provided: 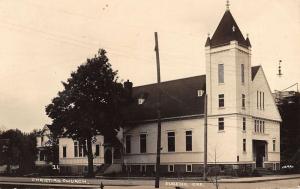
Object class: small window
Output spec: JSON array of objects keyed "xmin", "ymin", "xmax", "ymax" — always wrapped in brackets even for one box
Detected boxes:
[
  {"xmin": 95, "ymin": 144, "xmax": 100, "ymax": 156},
  {"xmin": 63, "ymin": 146, "xmax": 67, "ymax": 158},
  {"xmin": 242, "ymin": 117, "xmax": 246, "ymax": 131},
  {"xmin": 125, "ymin": 135, "xmax": 131, "ymax": 154},
  {"xmin": 168, "ymin": 132, "xmax": 175, "ymax": 152},
  {"xmin": 262, "ymin": 121, "xmax": 265, "ymax": 133},
  {"xmin": 242, "ymin": 94, "xmax": 245, "ymax": 108},
  {"xmin": 186, "ymin": 131, "xmax": 192, "ymax": 151},
  {"xmin": 197, "ymin": 90, "xmax": 204, "ymax": 97},
  {"xmin": 140, "ymin": 134, "xmax": 147, "ymax": 153},
  {"xmin": 237, "ymin": 155, "xmax": 239, "ymax": 162},
  {"xmin": 168, "ymin": 165, "xmax": 174, "ymax": 172},
  {"xmin": 241, "ymin": 64, "xmax": 245, "ymax": 83},
  {"xmin": 273, "ymin": 139, "xmax": 276, "ymax": 151},
  {"xmin": 218, "ymin": 94, "xmax": 224, "ymax": 108},
  {"xmin": 243, "ymin": 139, "xmax": 246, "ymax": 152},
  {"xmin": 218, "ymin": 117, "xmax": 224, "ymax": 131},
  {"xmin": 138, "ymin": 98, "xmax": 145, "ymax": 105},
  {"xmin": 186, "ymin": 164, "xmax": 192, "ymax": 172},
  {"xmin": 218, "ymin": 64, "xmax": 224, "ymax": 83}
]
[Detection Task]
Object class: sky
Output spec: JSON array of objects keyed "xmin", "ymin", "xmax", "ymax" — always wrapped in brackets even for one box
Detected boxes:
[{"xmin": 0, "ymin": 0, "xmax": 299, "ymax": 132}]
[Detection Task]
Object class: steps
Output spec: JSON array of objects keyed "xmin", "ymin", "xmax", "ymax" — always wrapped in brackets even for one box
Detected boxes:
[
  {"xmin": 254, "ymin": 167, "xmax": 275, "ymax": 175},
  {"xmin": 95, "ymin": 164, "xmax": 111, "ymax": 176}
]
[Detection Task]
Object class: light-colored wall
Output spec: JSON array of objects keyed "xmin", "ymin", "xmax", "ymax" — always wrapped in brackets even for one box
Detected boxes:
[
  {"xmin": 58, "ymin": 135, "xmax": 104, "ymax": 166},
  {"xmin": 123, "ymin": 118, "xmax": 204, "ymax": 164}
]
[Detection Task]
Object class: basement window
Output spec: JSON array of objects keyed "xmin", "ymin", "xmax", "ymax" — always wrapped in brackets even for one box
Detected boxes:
[
  {"xmin": 168, "ymin": 165, "xmax": 174, "ymax": 172},
  {"xmin": 186, "ymin": 164, "xmax": 192, "ymax": 172}
]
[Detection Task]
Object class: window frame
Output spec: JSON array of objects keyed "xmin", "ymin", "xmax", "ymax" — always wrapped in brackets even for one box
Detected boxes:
[
  {"xmin": 218, "ymin": 64, "xmax": 224, "ymax": 84},
  {"xmin": 218, "ymin": 117, "xmax": 224, "ymax": 131},
  {"xmin": 95, "ymin": 144, "xmax": 100, "ymax": 157},
  {"xmin": 140, "ymin": 134, "xmax": 147, "ymax": 153},
  {"xmin": 168, "ymin": 165, "xmax": 174, "ymax": 172},
  {"xmin": 63, "ymin": 146, "xmax": 67, "ymax": 158},
  {"xmin": 125, "ymin": 135, "xmax": 131, "ymax": 154},
  {"xmin": 242, "ymin": 117, "xmax": 246, "ymax": 131},
  {"xmin": 186, "ymin": 164, "xmax": 192, "ymax": 172},
  {"xmin": 218, "ymin": 94, "xmax": 225, "ymax": 108},
  {"xmin": 242, "ymin": 94, "xmax": 246, "ymax": 108},
  {"xmin": 167, "ymin": 131, "xmax": 175, "ymax": 152},
  {"xmin": 185, "ymin": 130, "xmax": 192, "ymax": 151},
  {"xmin": 241, "ymin": 64, "xmax": 245, "ymax": 83}
]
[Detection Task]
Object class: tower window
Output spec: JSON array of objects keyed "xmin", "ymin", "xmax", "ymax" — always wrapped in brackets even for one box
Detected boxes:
[
  {"xmin": 218, "ymin": 117, "xmax": 224, "ymax": 131},
  {"xmin": 241, "ymin": 64, "xmax": 245, "ymax": 83},
  {"xmin": 243, "ymin": 139, "xmax": 246, "ymax": 152},
  {"xmin": 242, "ymin": 94, "xmax": 246, "ymax": 108},
  {"xmin": 242, "ymin": 117, "xmax": 246, "ymax": 131},
  {"xmin": 218, "ymin": 94, "xmax": 224, "ymax": 108},
  {"xmin": 218, "ymin": 64, "xmax": 224, "ymax": 83},
  {"xmin": 273, "ymin": 139, "xmax": 276, "ymax": 151}
]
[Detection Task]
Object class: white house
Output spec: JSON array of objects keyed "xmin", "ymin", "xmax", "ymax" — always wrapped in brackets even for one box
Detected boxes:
[{"xmin": 122, "ymin": 5, "xmax": 281, "ymax": 175}]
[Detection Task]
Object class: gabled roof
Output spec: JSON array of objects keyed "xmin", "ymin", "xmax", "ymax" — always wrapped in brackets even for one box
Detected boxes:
[
  {"xmin": 208, "ymin": 10, "xmax": 250, "ymax": 48},
  {"xmin": 125, "ymin": 75, "xmax": 206, "ymax": 123},
  {"xmin": 125, "ymin": 66, "xmax": 260, "ymax": 123}
]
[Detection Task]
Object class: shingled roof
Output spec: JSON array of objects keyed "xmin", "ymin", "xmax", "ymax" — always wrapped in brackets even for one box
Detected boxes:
[
  {"xmin": 125, "ymin": 75, "xmax": 206, "ymax": 123},
  {"xmin": 207, "ymin": 10, "xmax": 251, "ymax": 48},
  {"xmin": 125, "ymin": 66, "xmax": 260, "ymax": 123}
]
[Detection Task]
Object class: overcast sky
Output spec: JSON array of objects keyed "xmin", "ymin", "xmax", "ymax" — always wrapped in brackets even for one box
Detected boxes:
[{"xmin": 0, "ymin": 0, "xmax": 299, "ymax": 132}]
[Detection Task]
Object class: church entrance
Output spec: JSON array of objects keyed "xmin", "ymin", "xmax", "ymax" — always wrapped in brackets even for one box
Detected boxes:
[{"xmin": 253, "ymin": 140, "xmax": 267, "ymax": 168}]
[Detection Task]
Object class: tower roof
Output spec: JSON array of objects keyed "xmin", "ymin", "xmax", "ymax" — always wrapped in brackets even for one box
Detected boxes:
[{"xmin": 208, "ymin": 10, "xmax": 250, "ymax": 48}]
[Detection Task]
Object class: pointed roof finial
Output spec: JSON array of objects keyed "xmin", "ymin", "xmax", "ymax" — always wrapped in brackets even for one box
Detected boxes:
[{"xmin": 226, "ymin": 0, "xmax": 230, "ymax": 11}]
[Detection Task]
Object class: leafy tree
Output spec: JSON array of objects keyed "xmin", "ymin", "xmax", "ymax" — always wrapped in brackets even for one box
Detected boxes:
[
  {"xmin": 0, "ymin": 129, "xmax": 37, "ymax": 175},
  {"xmin": 46, "ymin": 49, "xmax": 128, "ymax": 177}
]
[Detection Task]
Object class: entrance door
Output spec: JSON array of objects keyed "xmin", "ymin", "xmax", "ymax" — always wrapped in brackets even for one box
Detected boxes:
[
  {"xmin": 104, "ymin": 149, "xmax": 112, "ymax": 164},
  {"xmin": 254, "ymin": 140, "xmax": 266, "ymax": 167}
]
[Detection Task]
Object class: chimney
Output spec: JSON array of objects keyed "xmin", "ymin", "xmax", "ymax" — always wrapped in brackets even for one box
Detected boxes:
[{"xmin": 124, "ymin": 80, "xmax": 133, "ymax": 99}]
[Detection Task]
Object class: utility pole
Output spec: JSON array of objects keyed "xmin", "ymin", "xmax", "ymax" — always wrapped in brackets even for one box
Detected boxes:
[
  {"xmin": 203, "ymin": 94, "xmax": 207, "ymax": 181},
  {"xmin": 154, "ymin": 32, "xmax": 162, "ymax": 188}
]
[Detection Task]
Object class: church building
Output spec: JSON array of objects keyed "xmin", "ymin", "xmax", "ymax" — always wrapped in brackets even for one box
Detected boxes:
[
  {"xmin": 37, "ymin": 2, "xmax": 281, "ymax": 176},
  {"xmin": 122, "ymin": 3, "xmax": 281, "ymax": 175}
]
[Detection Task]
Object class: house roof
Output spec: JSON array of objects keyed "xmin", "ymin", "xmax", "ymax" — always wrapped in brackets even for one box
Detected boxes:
[
  {"xmin": 208, "ymin": 10, "xmax": 250, "ymax": 48},
  {"xmin": 126, "ymin": 66, "xmax": 261, "ymax": 123},
  {"xmin": 125, "ymin": 75, "xmax": 206, "ymax": 123}
]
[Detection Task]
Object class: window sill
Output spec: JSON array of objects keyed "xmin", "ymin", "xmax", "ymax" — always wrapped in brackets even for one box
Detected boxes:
[
  {"xmin": 218, "ymin": 130, "xmax": 225, "ymax": 133},
  {"xmin": 219, "ymin": 107, "xmax": 225, "ymax": 109}
]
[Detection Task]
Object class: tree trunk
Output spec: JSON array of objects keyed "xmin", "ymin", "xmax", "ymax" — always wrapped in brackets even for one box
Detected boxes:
[{"xmin": 86, "ymin": 137, "xmax": 94, "ymax": 178}]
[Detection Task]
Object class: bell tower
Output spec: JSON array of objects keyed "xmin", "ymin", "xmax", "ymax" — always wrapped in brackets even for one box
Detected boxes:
[{"xmin": 205, "ymin": 3, "xmax": 252, "ymax": 116}]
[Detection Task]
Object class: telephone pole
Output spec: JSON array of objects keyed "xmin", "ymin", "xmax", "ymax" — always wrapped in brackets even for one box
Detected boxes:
[
  {"xmin": 203, "ymin": 94, "xmax": 208, "ymax": 181},
  {"xmin": 154, "ymin": 32, "xmax": 162, "ymax": 188}
]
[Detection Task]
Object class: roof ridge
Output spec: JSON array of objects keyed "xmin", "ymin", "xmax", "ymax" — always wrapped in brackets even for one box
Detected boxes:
[{"xmin": 133, "ymin": 74, "xmax": 206, "ymax": 88}]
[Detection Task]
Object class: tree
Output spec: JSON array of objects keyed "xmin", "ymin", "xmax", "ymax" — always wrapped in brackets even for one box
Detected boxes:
[
  {"xmin": 46, "ymin": 49, "xmax": 128, "ymax": 177},
  {"xmin": 0, "ymin": 129, "xmax": 37, "ymax": 175}
]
